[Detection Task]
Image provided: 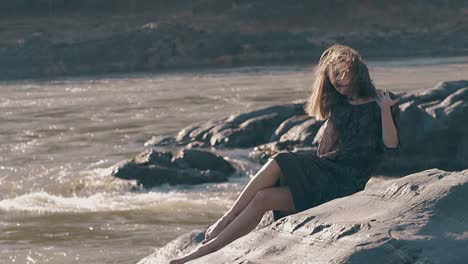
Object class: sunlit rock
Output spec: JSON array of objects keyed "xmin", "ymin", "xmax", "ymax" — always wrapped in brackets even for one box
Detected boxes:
[{"xmin": 138, "ymin": 169, "xmax": 468, "ymax": 264}]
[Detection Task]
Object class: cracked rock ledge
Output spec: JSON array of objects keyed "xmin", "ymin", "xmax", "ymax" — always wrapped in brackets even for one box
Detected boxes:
[{"xmin": 138, "ymin": 168, "xmax": 468, "ymax": 264}]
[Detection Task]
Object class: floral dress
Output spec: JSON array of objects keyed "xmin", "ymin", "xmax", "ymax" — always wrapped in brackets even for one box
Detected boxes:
[{"xmin": 270, "ymin": 96, "xmax": 400, "ymax": 221}]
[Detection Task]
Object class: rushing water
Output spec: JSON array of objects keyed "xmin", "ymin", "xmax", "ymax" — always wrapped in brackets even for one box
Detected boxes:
[{"xmin": 1, "ymin": 57, "xmax": 468, "ymax": 263}]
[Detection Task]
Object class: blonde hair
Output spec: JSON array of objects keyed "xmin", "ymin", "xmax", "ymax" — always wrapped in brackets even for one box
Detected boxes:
[{"xmin": 305, "ymin": 44, "xmax": 377, "ymax": 120}]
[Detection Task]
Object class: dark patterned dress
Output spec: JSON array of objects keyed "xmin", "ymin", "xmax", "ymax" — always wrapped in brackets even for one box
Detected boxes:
[{"xmin": 270, "ymin": 96, "xmax": 400, "ymax": 221}]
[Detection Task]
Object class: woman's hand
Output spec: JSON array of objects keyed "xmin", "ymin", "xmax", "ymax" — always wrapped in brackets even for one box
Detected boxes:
[
  {"xmin": 376, "ymin": 88, "xmax": 400, "ymax": 109},
  {"xmin": 376, "ymin": 89, "xmax": 400, "ymax": 148}
]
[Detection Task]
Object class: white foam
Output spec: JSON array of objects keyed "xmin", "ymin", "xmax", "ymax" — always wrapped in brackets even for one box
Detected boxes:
[{"xmin": 0, "ymin": 190, "xmax": 232, "ymax": 214}]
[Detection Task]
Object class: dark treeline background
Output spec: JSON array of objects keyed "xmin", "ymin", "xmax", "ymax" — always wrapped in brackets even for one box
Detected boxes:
[
  {"xmin": 1, "ymin": 0, "xmax": 167, "ymax": 15},
  {"xmin": 1, "ymin": 0, "xmax": 467, "ymax": 17}
]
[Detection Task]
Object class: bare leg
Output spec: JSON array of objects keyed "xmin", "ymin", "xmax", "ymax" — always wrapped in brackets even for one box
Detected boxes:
[
  {"xmin": 202, "ymin": 159, "xmax": 283, "ymax": 244},
  {"xmin": 169, "ymin": 186, "xmax": 295, "ymax": 264}
]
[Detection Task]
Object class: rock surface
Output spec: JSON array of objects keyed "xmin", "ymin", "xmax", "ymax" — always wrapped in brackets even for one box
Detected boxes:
[
  {"xmin": 393, "ymin": 80, "xmax": 468, "ymax": 172},
  {"xmin": 176, "ymin": 104, "xmax": 306, "ymax": 148},
  {"xmin": 111, "ymin": 147, "xmax": 236, "ymax": 188},
  {"xmin": 138, "ymin": 168, "xmax": 468, "ymax": 264}
]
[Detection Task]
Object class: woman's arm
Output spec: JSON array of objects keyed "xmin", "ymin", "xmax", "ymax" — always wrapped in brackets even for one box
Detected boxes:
[
  {"xmin": 376, "ymin": 89, "xmax": 400, "ymax": 148},
  {"xmin": 380, "ymin": 105, "xmax": 399, "ymax": 148}
]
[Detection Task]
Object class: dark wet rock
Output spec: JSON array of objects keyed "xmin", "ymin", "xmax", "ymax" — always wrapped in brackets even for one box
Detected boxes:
[
  {"xmin": 186, "ymin": 141, "xmax": 209, "ymax": 149},
  {"xmin": 278, "ymin": 117, "xmax": 323, "ymax": 145},
  {"xmin": 248, "ymin": 142, "xmax": 286, "ymax": 161},
  {"xmin": 175, "ymin": 119, "xmax": 228, "ymax": 145},
  {"xmin": 173, "ymin": 149, "xmax": 235, "ymax": 174},
  {"xmin": 111, "ymin": 147, "xmax": 235, "ymax": 188},
  {"xmin": 400, "ymin": 80, "xmax": 468, "ymax": 105},
  {"xmin": 226, "ymin": 105, "xmax": 301, "ymax": 124},
  {"xmin": 210, "ymin": 104, "xmax": 304, "ymax": 147},
  {"xmin": 270, "ymin": 115, "xmax": 310, "ymax": 142},
  {"xmin": 134, "ymin": 148, "xmax": 174, "ymax": 167},
  {"xmin": 312, "ymin": 120, "xmax": 328, "ymax": 145},
  {"xmin": 212, "ymin": 113, "xmax": 285, "ymax": 147},
  {"xmin": 380, "ymin": 80, "xmax": 468, "ymax": 172},
  {"xmin": 249, "ymin": 142, "xmax": 316, "ymax": 164},
  {"xmin": 113, "ymin": 162, "xmax": 227, "ymax": 187},
  {"xmin": 138, "ymin": 169, "xmax": 468, "ymax": 264},
  {"xmin": 143, "ymin": 135, "xmax": 177, "ymax": 147},
  {"xmin": 176, "ymin": 123, "xmax": 202, "ymax": 143},
  {"xmin": 147, "ymin": 104, "xmax": 305, "ymax": 149}
]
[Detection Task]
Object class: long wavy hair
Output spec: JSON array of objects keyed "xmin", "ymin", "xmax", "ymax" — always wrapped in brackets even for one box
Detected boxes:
[{"xmin": 305, "ymin": 44, "xmax": 377, "ymax": 120}]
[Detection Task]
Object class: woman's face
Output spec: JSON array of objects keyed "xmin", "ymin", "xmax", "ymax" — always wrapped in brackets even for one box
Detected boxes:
[{"xmin": 329, "ymin": 68, "xmax": 352, "ymax": 97}]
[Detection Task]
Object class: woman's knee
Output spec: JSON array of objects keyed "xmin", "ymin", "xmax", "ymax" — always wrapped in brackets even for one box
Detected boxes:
[
  {"xmin": 250, "ymin": 158, "xmax": 283, "ymax": 187},
  {"xmin": 270, "ymin": 153, "xmax": 287, "ymax": 171},
  {"xmin": 251, "ymin": 187, "xmax": 295, "ymax": 213},
  {"xmin": 250, "ymin": 189, "xmax": 270, "ymax": 211}
]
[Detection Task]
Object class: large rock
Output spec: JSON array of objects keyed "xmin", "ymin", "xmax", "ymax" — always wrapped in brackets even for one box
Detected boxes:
[
  {"xmin": 381, "ymin": 80, "xmax": 468, "ymax": 172},
  {"xmin": 151, "ymin": 104, "xmax": 305, "ymax": 148},
  {"xmin": 270, "ymin": 115, "xmax": 311, "ymax": 142},
  {"xmin": 111, "ymin": 147, "xmax": 236, "ymax": 188},
  {"xmin": 278, "ymin": 117, "xmax": 323, "ymax": 145},
  {"xmin": 138, "ymin": 168, "xmax": 468, "ymax": 263},
  {"xmin": 172, "ymin": 149, "xmax": 236, "ymax": 174}
]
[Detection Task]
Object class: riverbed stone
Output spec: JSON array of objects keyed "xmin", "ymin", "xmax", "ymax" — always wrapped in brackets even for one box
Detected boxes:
[
  {"xmin": 379, "ymin": 80, "xmax": 468, "ymax": 172},
  {"xmin": 270, "ymin": 115, "xmax": 310, "ymax": 141},
  {"xmin": 278, "ymin": 117, "xmax": 323, "ymax": 145},
  {"xmin": 111, "ymin": 147, "xmax": 235, "ymax": 188},
  {"xmin": 173, "ymin": 149, "xmax": 235, "ymax": 174},
  {"xmin": 152, "ymin": 103, "xmax": 305, "ymax": 148}
]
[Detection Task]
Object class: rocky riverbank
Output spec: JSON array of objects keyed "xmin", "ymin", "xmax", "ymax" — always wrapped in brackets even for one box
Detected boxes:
[{"xmin": 112, "ymin": 80, "xmax": 468, "ymax": 188}]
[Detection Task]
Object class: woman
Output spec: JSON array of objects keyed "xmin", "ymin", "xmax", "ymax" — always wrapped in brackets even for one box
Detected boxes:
[{"xmin": 170, "ymin": 44, "xmax": 400, "ymax": 263}]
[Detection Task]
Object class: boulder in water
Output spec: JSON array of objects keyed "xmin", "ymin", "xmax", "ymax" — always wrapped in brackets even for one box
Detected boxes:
[{"xmin": 112, "ymin": 147, "xmax": 236, "ymax": 188}]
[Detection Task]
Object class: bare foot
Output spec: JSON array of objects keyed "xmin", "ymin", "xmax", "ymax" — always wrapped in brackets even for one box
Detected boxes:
[
  {"xmin": 169, "ymin": 243, "xmax": 214, "ymax": 264},
  {"xmin": 202, "ymin": 216, "xmax": 231, "ymax": 244},
  {"xmin": 168, "ymin": 257, "xmax": 186, "ymax": 264},
  {"xmin": 169, "ymin": 255, "xmax": 193, "ymax": 264}
]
